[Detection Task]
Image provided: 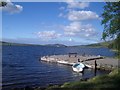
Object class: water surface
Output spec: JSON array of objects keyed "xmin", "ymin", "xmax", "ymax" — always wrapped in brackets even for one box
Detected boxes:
[{"xmin": 2, "ymin": 46, "xmax": 115, "ymax": 89}]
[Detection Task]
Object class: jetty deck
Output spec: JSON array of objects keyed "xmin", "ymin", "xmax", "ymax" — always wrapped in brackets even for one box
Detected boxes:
[{"xmin": 40, "ymin": 54, "xmax": 119, "ymax": 70}]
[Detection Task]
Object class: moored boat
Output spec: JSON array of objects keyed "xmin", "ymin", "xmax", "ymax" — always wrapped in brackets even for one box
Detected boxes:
[
  {"xmin": 57, "ymin": 60, "xmax": 68, "ymax": 64},
  {"xmin": 72, "ymin": 63, "xmax": 85, "ymax": 72}
]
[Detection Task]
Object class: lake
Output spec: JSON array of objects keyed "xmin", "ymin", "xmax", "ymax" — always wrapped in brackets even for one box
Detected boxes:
[{"xmin": 2, "ymin": 46, "xmax": 115, "ymax": 89}]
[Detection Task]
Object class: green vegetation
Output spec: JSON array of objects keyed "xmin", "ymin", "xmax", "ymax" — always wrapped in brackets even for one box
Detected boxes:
[
  {"xmin": 44, "ymin": 69, "xmax": 120, "ymax": 90},
  {"xmin": 0, "ymin": 41, "xmax": 34, "ymax": 46},
  {"xmin": 0, "ymin": 41, "xmax": 67, "ymax": 47},
  {"xmin": 0, "ymin": 1, "xmax": 7, "ymax": 7},
  {"xmin": 101, "ymin": 2, "xmax": 120, "ymax": 58},
  {"xmin": 13, "ymin": 69, "xmax": 118, "ymax": 90},
  {"xmin": 84, "ymin": 41, "xmax": 112, "ymax": 48}
]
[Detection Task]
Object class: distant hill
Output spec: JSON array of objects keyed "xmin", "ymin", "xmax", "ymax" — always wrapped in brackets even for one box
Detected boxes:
[
  {"xmin": 71, "ymin": 41, "xmax": 113, "ymax": 48},
  {"xmin": 43, "ymin": 44, "xmax": 67, "ymax": 47},
  {"xmin": 82, "ymin": 41, "xmax": 113, "ymax": 48},
  {"xmin": 0, "ymin": 41, "xmax": 67, "ymax": 47},
  {"xmin": 0, "ymin": 41, "xmax": 38, "ymax": 46},
  {"xmin": 0, "ymin": 41, "xmax": 112, "ymax": 48}
]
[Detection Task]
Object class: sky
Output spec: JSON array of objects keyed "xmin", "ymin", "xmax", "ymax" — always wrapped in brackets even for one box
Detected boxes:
[{"xmin": 2, "ymin": 0, "xmax": 106, "ymax": 46}]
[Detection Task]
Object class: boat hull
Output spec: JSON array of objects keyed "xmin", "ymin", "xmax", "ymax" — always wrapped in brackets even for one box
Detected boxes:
[
  {"xmin": 72, "ymin": 67, "xmax": 83, "ymax": 72},
  {"xmin": 72, "ymin": 63, "xmax": 85, "ymax": 72}
]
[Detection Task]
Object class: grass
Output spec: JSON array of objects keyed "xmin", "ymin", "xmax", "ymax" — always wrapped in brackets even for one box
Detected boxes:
[
  {"xmin": 113, "ymin": 50, "xmax": 120, "ymax": 59},
  {"xmin": 43, "ymin": 69, "xmax": 120, "ymax": 90},
  {"xmin": 84, "ymin": 41, "xmax": 111, "ymax": 48}
]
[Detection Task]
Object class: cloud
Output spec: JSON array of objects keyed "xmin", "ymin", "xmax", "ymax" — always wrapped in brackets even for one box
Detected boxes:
[
  {"xmin": 64, "ymin": 0, "xmax": 89, "ymax": 9},
  {"xmin": 36, "ymin": 31, "xmax": 62, "ymax": 40},
  {"xmin": 1, "ymin": 0, "xmax": 23, "ymax": 14},
  {"xmin": 63, "ymin": 21, "xmax": 97, "ymax": 38},
  {"xmin": 58, "ymin": 0, "xmax": 100, "ymax": 42},
  {"xmin": 67, "ymin": 10, "xmax": 99, "ymax": 21},
  {"xmin": 59, "ymin": 2, "xmax": 99, "ymax": 21},
  {"xmin": 59, "ymin": 6, "xmax": 65, "ymax": 10},
  {"xmin": 67, "ymin": 2, "xmax": 89, "ymax": 9},
  {"xmin": 58, "ymin": 13, "xmax": 64, "ymax": 17}
]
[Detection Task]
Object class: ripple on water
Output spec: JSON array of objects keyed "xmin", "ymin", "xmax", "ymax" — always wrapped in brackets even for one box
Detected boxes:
[{"xmin": 2, "ymin": 46, "xmax": 113, "ymax": 89}]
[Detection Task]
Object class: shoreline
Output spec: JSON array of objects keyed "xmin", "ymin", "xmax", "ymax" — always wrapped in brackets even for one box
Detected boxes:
[{"xmin": 2, "ymin": 69, "xmax": 119, "ymax": 90}]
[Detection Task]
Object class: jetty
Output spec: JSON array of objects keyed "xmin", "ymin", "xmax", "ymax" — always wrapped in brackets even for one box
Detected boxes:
[{"xmin": 40, "ymin": 53, "xmax": 118, "ymax": 70}]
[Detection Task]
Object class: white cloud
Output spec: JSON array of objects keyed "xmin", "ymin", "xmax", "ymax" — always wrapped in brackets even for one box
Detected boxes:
[
  {"xmin": 68, "ymin": 10, "xmax": 99, "ymax": 21},
  {"xmin": 58, "ymin": 1, "xmax": 90, "ymax": 19},
  {"xmin": 64, "ymin": 21, "xmax": 81, "ymax": 33},
  {"xmin": 1, "ymin": 0, "xmax": 23, "ymax": 14},
  {"xmin": 64, "ymin": 0, "xmax": 74, "ymax": 2},
  {"xmin": 58, "ymin": 13, "xmax": 64, "ymax": 17},
  {"xmin": 67, "ymin": 2, "xmax": 89, "ymax": 9},
  {"xmin": 63, "ymin": 22, "xmax": 97, "ymax": 38},
  {"xmin": 58, "ymin": 0, "xmax": 100, "ymax": 42},
  {"xmin": 59, "ymin": 6, "xmax": 65, "ymax": 10},
  {"xmin": 36, "ymin": 31, "xmax": 61, "ymax": 40}
]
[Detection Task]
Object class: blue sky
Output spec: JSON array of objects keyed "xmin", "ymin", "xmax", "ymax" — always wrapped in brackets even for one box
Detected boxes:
[{"xmin": 2, "ymin": 1, "xmax": 106, "ymax": 46}]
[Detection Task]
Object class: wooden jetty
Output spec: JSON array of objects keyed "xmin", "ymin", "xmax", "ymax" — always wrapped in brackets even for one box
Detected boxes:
[{"xmin": 40, "ymin": 53, "xmax": 118, "ymax": 70}]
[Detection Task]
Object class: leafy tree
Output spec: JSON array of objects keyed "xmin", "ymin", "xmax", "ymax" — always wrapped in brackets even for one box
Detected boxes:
[
  {"xmin": 0, "ymin": 1, "xmax": 7, "ymax": 7},
  {"xmin": 101, "ymin": 2, "xmax": 120, "ymax": 57}
]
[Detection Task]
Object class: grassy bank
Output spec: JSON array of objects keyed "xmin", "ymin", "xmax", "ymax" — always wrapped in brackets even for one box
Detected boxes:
[
  {"xmin": 44, "ymin": 69, "xmax": 120, "ymax": 90},
  {"xmin": 111, "ymin": 49, "xmax": 120, "ymax": 59}
]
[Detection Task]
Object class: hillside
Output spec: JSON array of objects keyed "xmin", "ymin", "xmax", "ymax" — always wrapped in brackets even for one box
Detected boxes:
[
  {"xmin": 0, "ymin": 41, "xmax": 113, "ymax": 48},
  {"xmin": 44, "ymin": 44, "xmax": 67, "ymax": 47},
  {"xmin": 0, "ymin": 41, "xmax": 67, "ymax": 47},
  {"xmin": 0, "ymin": 41, "xmax": 33, "ymax": 46},
  {"xmin": 78, "ymin": 41, "xmax": 113, "ymax": 48},
  {"xmin": 85, "ymin": 41, "xmax": 111, "ymax": 47}
]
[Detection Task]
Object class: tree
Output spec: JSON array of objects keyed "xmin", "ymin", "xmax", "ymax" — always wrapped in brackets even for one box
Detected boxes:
[
  {"xmin": 0, "ymin": 1, "xmax": 7, "ymax": 7},
  {"xmin": 101, "ymin": 2, "xmax": 120, "ymax": 56}
]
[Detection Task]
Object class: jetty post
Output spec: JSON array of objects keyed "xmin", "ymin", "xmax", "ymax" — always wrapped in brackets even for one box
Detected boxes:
[{"xmin": 94, "ymin": 60, "xmax": 97, "ymax": 76}]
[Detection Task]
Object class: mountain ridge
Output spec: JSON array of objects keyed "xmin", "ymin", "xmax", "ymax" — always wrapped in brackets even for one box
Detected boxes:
[{"xmin": 0, "ymin": 41, "xmax": 112, "ymax": 47}]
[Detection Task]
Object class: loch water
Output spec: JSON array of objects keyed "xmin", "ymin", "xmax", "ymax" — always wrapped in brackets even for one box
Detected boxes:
[{"xmin": 2, "ymin": 46, "xmax": 115, "ymax": 89}]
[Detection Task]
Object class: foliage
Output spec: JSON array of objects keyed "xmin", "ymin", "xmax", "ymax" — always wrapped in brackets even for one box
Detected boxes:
[
  {"xmin": 101, "ymin": 2, "xmax": 120, "ymax": 58},
  {"xmin": 60, "ymin": 69, "xmax": 120, "ymax": 89},
  {"xmin": 101, "ymin": 2, "xmax": 120, "ymax": 39},
  {"xmin": 85, "ymin": 41, "xmax": 112, "ymax": 48},
  {"xmin": 0, "ymin": 1, "xmax": 7, "ymax": 7}
]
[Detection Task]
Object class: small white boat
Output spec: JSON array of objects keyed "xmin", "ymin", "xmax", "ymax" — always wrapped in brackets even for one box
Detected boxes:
[
  {"xmin": 85, "ymin": 64, "xmax": 92, "ymax": 68},
  {"xmin": 57, "ymin": 60, "xmax": 68, "ymax": 64},
  {"xmin": 72, "ymin": 63, "xmax": 85, "ymax": 72},
  {"xmin": 41, "ymin": 57, "xmax": 47, "ymax": 61}
]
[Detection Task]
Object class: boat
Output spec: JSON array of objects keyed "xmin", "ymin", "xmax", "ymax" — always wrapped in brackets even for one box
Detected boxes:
[
  {"xmin": 72, "ymin": 63, "xmax": 85, "ymax": 72},
  {"xmin": 41, "ymin": 56, "xmax": 47, "ymax": 61},
  {"xmin": 85, "ymin": 64, "xmax": 92, "ymax": 68},
  {"xmin": 57, "ymin": 60, "xmax": 68, "ymax": 64}
]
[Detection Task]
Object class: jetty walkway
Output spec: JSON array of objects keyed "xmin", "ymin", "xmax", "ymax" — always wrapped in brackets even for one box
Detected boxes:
[{"xmin": 40, "ymin": 53, "xmax": 119, "ymax": 70}]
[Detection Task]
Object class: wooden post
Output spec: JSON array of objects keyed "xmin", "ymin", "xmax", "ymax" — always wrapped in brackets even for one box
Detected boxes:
[
  {"xmin": 78, "ymin": 59, "xmax": 80, "ymax": 62},
  {"xmin": 94, "ymin": 60, "xmax": 97, "ymax": 76}
]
